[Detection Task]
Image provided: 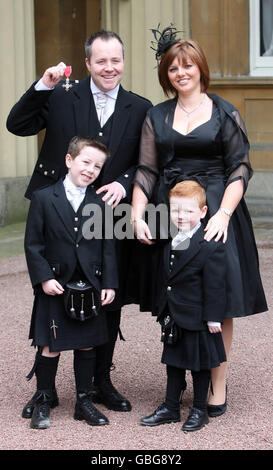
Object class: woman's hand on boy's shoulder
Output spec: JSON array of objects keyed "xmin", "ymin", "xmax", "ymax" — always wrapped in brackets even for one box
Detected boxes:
[{"xmin": 204, "ymin": 210, "xmax": 229, "ymax": 243}]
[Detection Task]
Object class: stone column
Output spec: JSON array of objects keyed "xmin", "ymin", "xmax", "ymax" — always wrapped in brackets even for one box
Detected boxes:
[
  {"xmin": 0, "ymin": 0, "xmax": 36, "ymax": 224},
  {"xmin": 101, "ymin": 0, "xmax": 190, "ymax": 104}
]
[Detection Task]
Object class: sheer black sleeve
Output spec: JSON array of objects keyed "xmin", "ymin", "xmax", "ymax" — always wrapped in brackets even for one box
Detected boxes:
[
  {"xmin": 133, "ymin": 115, "xmax": 159, "ymax": 200},
  {"xmin": 222, "ymin": 109, "xmax": 253, "ymax": 193}
]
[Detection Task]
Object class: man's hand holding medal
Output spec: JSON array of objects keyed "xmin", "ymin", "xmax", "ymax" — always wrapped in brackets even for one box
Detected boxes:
[{"xmin": 41, "ymin": 62, "xmax": 72, "ymax": 91}]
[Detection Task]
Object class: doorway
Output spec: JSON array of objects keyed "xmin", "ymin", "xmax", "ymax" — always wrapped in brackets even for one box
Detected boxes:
[{"xmin": 34, "ymin": 0, "xmax": 101, "ymax": 80}]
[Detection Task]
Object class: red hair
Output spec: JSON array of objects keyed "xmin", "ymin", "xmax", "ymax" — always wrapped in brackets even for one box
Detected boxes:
[{"xmin": 169, "ymin": 180, "xmax": 206, "ymax": 209}]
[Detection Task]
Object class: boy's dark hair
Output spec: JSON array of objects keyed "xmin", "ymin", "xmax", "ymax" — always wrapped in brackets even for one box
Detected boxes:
[
  {"xmin": 67, "ymin": 136, "xmax": 110, "ymax": 160},
  {"xmin": 85, "ymin": 29, "xmax": 124, "ymax": 61}
]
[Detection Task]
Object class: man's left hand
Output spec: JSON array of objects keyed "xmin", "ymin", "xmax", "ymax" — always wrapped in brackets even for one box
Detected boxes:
[{"xmin": 96, "ymin": 182, "xmax": 124, "ymax": 208}]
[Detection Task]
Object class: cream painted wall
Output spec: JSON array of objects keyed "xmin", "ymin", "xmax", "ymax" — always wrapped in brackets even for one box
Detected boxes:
[
  {"xmin": 2, "ymin": 0, "xmax": 189, "ymax": 180},
  {"xmin": 102, "ymin": 0, "xmax": 190, "ymax": 105},
  {"xmin": 0, "ymin": 0, "xmax": 271, "ymax": 225},
  {"xmin": 0, "ymin": 0, "xmax": 37, "ymax": 179}
]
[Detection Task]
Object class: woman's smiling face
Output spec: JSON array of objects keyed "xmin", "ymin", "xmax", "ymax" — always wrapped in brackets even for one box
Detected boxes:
[{"xmin": 167, "ymin": 55, "xmax": 201, "ymax": 95}]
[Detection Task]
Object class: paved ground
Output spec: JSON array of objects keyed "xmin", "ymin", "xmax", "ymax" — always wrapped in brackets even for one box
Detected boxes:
[{"xmin": 0, "ymin": 222, "xmax": 272, "ymax": 453}]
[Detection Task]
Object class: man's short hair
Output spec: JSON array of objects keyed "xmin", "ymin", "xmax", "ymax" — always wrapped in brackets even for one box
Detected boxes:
[{"xmin": 85, "ymin": 29, "xmax": 124, "ymax": 61}]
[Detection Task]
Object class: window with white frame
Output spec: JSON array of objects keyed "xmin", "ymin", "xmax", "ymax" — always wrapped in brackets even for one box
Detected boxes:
[{"xmin": 250, "ymin": 0, "xmax": 273, "ymax": 76}]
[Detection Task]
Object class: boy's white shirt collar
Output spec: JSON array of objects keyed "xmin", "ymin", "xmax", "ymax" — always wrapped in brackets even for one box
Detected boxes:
[
  {"xmin": 63, "ymin": 174, "xmax": 87, "ymax": 194},
  {"xmin": 63, "ymin": 174, "xmax": 87, "ymax": 212},
  {"xmin": 182, "ymin": 222, "xmax": 201, "ymax": 239},
  {"xmin": 171, "ymin": 222, "xmax": 201, "ymax": 248}
]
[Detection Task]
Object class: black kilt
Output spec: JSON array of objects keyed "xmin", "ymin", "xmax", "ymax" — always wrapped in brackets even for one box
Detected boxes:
[
  {"xmin": 161, "ymin": 326, "xmax": 226, "ymax": 372},
  {"xmin": 29, "ymin": 291, "xmax": 108, "ymax": 352}
]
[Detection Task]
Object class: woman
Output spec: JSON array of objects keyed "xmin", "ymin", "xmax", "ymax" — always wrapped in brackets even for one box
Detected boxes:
[{"xmin": 131, "ymin": 28, "xmax": 268, "ymax": 414}]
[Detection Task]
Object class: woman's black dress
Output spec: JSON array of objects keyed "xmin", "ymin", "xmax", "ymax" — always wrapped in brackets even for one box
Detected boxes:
[{"xmin": 128, "ymin": 94, "xmax": 268, "ymax": 319}]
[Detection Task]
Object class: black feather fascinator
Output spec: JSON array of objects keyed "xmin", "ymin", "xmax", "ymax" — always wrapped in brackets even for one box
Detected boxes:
[{"xmin": 150, "ymin": 23, "xmax": 182, "ymax": 62}]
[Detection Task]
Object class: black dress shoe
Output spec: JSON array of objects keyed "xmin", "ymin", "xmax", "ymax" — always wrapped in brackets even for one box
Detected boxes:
[
  {"xmin": 207, "ymin": 386, "xmax": 227, "ymax": 417},
  {"xmin": 182, "ymin": 407, "xmax": 209, "ymax": 432},
  {"xmin": 92, "ymin": 383, "xmax": 132, "ymax": 412},
  {"xmin": 140, "ymin": 403, "xmax": 180, "ymax": 427},
  {"xmin": 74, "ymin": 392, "xmax": 109, "ymax": 426},
  {"xmin": 22, "ymin": 389, "xmax": 59, "ymax": 419},
  {"xmin": 30, "ymin": 390, "xmax": 53, "ymax": 429},
  {"xmin": 207, "ymin": 401, "xmax": 227, "ymax": 417}
]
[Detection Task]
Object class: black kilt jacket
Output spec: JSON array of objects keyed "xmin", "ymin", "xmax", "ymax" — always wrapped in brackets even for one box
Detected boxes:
[
  {"xmin": 24, "ymin": 179, "xmax": 118, "ymax": 351},
  {"xmin": 6, "ymin": 77, "xmax": 152, "ymax": 200},
  {"xmin": 7, "ymin": 77, "xmax": 152, "ymax": 309},
  {"xmin": 157, "ymin": 226, "xmax": 227, "ymax": 332}
]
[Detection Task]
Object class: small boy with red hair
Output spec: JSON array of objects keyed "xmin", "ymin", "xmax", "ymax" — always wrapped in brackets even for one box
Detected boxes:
[{"xmin": 140, "ymin": 180, "xmax": 227, "ymax": 432}]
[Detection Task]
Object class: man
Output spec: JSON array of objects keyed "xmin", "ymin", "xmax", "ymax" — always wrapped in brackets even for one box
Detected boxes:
[{"xmin": 7, "ymin": 30, "xmax": 152, "ymax": 414}]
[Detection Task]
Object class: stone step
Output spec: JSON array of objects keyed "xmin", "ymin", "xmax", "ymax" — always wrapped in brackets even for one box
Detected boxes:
[
  {"xmin": 246, "ymin": 198, "xmax": 273, "ymax": 218},
  {"xmin": 252, "ymin": 216, "xmax": 273, "ymax": 229}
]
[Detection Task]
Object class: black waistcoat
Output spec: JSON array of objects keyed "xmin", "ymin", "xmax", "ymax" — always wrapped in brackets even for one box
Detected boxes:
[
  {"xmin": 88, "ymin": 97, "xmax": 114, "ymax": 148},
  {"xmin": 66, "ymin": 195, "xmax": 88, "ymax": 281},
  {"xmin": 88, "ymin": 99, "xmax": 114, "ymax": 188}
]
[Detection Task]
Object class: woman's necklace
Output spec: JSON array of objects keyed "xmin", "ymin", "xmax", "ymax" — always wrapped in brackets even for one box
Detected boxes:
[{"xmin": 177, "ymin": 94, "xmax": 206, "ymax": 118}]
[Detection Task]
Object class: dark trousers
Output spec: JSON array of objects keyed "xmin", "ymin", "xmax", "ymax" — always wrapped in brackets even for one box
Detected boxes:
[
  {"xmin": 165, "ymin": 365, "xmax": 210, "ymax": 412},
  {"xmin": 94, "ymin": 308, "xmax": 121, "ymax": 386}
]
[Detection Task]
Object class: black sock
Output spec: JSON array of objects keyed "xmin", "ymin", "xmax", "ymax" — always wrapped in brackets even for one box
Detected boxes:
[
  {"xmin": 165, "ymin": 365, "xmax": 186, "ymax": 412},
  {"xmin": 94, "ymin": 309, "xmax": 121, "ymax": 386},
  {"xmin": 191, "ymin": 369, "xmax": 210, "ymax": 411},
  {"xmin": 74, "ymin": 348, "xmax": 96, "ymax": 393},
  {"xmin": 35, "ymin": 354, "xmax": 59, "ymax": 391}
]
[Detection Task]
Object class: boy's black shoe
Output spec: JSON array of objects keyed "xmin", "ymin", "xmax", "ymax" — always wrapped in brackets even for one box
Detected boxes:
[
  {"xmin": 30, "ymin": 390, "xmax": 53, "ymax": 429},
  {"xmin": 92, "ymin": 383, "xmax": 131, "ymax": 412},
  {"xmin": 74, "ymin": 392, "xmax": 109, "ymax": 426},
  {"xmin": 140, "ymin": 403, "xmax": 180, "ymax": 426},
  {"xmin": 22, "ymin": 389, "xmax": 59, "ymax": 419},
  {"xmin": 182, "ymin": 407, "xmax": 209, "ymax": 432}
]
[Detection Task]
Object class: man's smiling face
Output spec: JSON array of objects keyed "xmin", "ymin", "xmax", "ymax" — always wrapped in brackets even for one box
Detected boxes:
[{"xmin": 85, "ymin": 37, "xmax": 124, "ymax": 92}]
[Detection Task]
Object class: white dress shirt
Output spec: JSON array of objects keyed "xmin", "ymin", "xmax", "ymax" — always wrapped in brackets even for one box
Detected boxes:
[
  {"xmin": 63, "ymin": 175, "xmax": 86, "ymax": 212},
  {"xmin": 171, "ymin": 222, "xmax": 201, "ymax": 249},
  {"xmin": 90, "ymin": 79, "xmax": 125, "ymax": 197},
  {"xmin": 35, "ymin": 79, "xmax": 54, "ymax": 91},
  {"xmin": 90, "ymin": 78, "xmax": 119, "ymax": 125}
]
